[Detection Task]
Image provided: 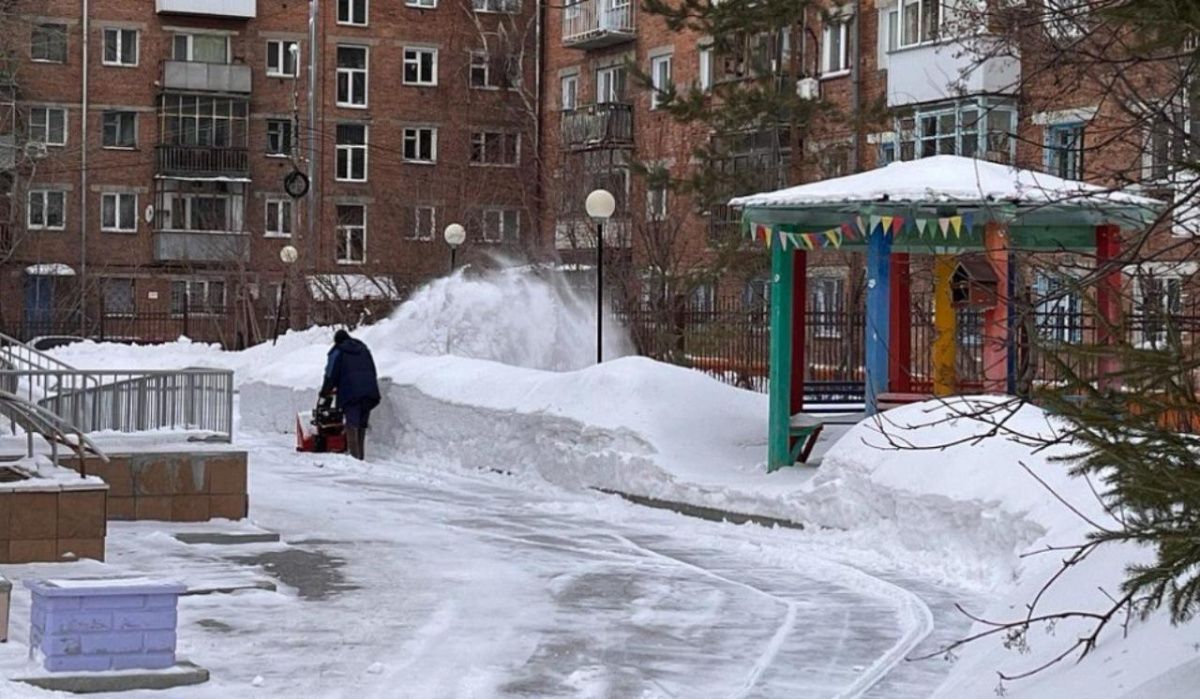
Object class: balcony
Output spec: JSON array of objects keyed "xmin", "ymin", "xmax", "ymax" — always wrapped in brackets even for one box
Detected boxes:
[
  {"xmin": 886, "ymin": 40, "xmax": 1019, "ymax": 108},
  {"xmin": 156, "ymin": 0, "xmax": 256, "ymax": 19},
  {"xmin": 156, "ymin": 145, "xmax": 249, "ymax": 178},
  {"xmin": 562, "ymin": 0, "xmax": 635, "ymax": 49},
  {"xmin": 162, "ymin": 60, "xmax": 252, "ymax": 94},
  {"xmin": 562, "ymin": 103, "xmax": 634, "ymax": 151},
  {"xmin": 153, "ymin": 232, "xmax": 249, "ymax": 264}
]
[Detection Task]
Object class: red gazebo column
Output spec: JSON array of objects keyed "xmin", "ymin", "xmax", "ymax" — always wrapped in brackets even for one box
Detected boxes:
[
  {"xmin": 790, "ymin": 251, "xmax": 807, "ymax": 416},
  {"xmin": 888, "ymin": 252, "xmax": 912, "ymax": 393},
  {"xmin": 1096, "ymin": 225, "xmax": 1121, "ymax": 389},
  {"xmin": 983, "ymin": 222, "xmax": 1010, "ymax": 393}
]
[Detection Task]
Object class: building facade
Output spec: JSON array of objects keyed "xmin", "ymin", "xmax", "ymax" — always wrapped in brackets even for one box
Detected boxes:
[{"xmin": 1, "ymin": 0, "xmax": 539, "ymax": 344}]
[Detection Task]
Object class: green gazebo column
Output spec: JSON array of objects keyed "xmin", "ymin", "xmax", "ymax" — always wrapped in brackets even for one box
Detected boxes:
[{"xmin": 767, "ymin": 241, "xmax": 795, "ymax": 470}]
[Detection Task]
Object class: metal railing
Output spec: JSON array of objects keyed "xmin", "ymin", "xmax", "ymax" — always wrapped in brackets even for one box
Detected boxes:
[
  {"xmin": 156, "ymin": 144, "xmax": 249, "ymax": 177},
  {"xmin": 0, "ymin": 368, "xmax": 234, "ymax": 442},
  {"xmin": 561, "ymin": 102, "xmax": 633, "ymax": 150},
  {"xmin": 562, "ymin": 0, "xmax": 635, "ymax": 46},
  {"xmin": 0, "ymin": 390, "xmax": 108, "ymax": 468}
]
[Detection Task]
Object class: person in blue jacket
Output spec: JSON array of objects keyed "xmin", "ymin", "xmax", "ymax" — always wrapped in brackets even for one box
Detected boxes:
[{"xmin": 320, "ymin": 329, "xmax": 381, "ymax": 460}]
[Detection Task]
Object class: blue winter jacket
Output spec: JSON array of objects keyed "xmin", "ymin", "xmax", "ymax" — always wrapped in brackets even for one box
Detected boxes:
[{"xmin": 321, "ymin": 338, "xmax": 381, "ymax": 410}]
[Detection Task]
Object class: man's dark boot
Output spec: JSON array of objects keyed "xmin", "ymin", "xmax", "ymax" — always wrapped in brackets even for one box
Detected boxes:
[{"xmin": 346, "ymin": 426, "xmax": 363, "ymax": 460}]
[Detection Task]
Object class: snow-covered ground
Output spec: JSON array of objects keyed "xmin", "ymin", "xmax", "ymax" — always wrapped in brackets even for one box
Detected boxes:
[{"xmin": 1, "ymin": 267, "xmax": 1197, "ymax": 697}]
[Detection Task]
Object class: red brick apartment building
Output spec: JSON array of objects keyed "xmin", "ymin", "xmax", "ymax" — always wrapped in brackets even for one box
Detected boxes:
[
  {"xmin": 539, "ymin": 0, "xmax": 1196, "ymax": 320},
  {"xmin": 0, "ymin": 0, "xmax": 538, "ymax": 344}
]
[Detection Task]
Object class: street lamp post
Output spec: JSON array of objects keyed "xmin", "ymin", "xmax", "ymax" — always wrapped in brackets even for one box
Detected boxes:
[
  {"xmin": 585, "ymin": 189, "xmax": 616, "ymax": 364},
  {"xmin": 443, "ymin": 223, "xmax": 466, "ymax": 273},
  {"xmin": 274, "ymin": 245, "xmax": 299, "ymax": 345}
]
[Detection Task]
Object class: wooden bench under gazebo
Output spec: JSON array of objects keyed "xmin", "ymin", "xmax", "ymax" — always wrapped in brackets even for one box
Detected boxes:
[{"xmin": 731, "ymin": 155, "xmax": 1164, "ymax": 472}]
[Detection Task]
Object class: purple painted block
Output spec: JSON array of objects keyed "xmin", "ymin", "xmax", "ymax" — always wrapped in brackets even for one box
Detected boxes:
[
  {"xmin": 82, "ymin": 594, "xmax": 146, "ymax": 610},
  {"xmin": 114, "ymin": 609, "xmax": 177, "ymax": 631},
  {"xmin": 45, "ymin": 654, "xmax": 112, "ymax": 673},
  {"xmin": 43, "ymin": 634, "xmax": 82, "ymax": 656},
  {"xmin": 111, "ymin": 652, "xmax": 175, "ymax": 671},
  {"xmin": 41, "ymin": 598, "xmax": 81, "ymax": 612},
  {"xmin": 80, "ymin": 631, "xmax": 144, "ymax": 655},
  {"xmin": 143, "ymin": 630, "xmax": 177, "ymax": 653},
  {"xmin": 44, "ymin": 611, "xmax": 111, "ymax": 634}
]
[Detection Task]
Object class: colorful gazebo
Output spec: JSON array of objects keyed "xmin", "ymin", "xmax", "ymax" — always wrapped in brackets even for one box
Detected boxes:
[{"xmin": 731, "ymin": 155, "xmax": 1164, "ymax": 471}]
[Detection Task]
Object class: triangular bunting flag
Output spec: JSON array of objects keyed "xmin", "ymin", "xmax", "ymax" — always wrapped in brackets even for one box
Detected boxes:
[
  {"xmin": 880, "ymin": 216, "xmax": 894, "ymax": 236},
  {"xmin": 949, "ymin": 216, "xmax": 963, "ymax": 238},
  {"xmin": 841, "ymin": 222, "xmax": 856, "ymax": 241},
  {"xmin": 891, "ymin": 216, "xmax": 905, "ymax": 236},
  {"xmin": 869, "ymin": 215, "xmax": 883, "ymax": 235},
  {"xmin": 938, "ymin": 218, "xmax": 951, "ymax": 238},
  {"xmin": 856, "ymin": 216, "xmax": 866, "ymax": 236},
  {"xmin": 825, "ymin": 229, "xmax": 843, "ymax": 249},
  {"xmin": 963, "ymin": 212, "xmax": 974, "ymax": 235}
]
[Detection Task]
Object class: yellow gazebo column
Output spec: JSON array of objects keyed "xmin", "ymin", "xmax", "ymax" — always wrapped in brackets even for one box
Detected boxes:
[{"xmin": 932, "ymin": 254, "xmax": 957, "ymax": 396}]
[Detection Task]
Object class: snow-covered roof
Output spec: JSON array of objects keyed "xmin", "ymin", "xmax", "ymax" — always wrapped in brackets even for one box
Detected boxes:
[
  {"xmin": 730, "ymin": 155, "xmax": 1162, "ymax": 212},
  {"xmin": 25, "ymin": 263, "xmax": 75, "ymax": 277},
  {"xmin": 308, "ymin": 274, "xmax": 399, "ymax": 301}
]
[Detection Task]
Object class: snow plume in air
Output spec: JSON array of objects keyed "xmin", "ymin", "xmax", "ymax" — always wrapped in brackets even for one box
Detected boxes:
[{"xmin": 375, "ymin": 264, "xmax": 631, "ymax": 371}]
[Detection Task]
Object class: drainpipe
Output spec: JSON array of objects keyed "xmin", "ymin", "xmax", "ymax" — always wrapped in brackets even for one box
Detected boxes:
[
  {"xmin": 533, "ymin": 0, "xmax": 542, "ymax": 255},
  {"xmin": 79, "ymin": 0, "xmax": 90, "ymax": 336},
  {"xmin": 307, "ymin": 0, "xmax": 319, "ymax": 303},
  {"xmin": 850, "ymin": 0, "xmax": 862, "ymax": 172}
]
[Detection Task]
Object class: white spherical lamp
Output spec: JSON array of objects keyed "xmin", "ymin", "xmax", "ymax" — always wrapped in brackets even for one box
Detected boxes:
[
  {"xmin": 585, "ymin": 189, "xmax": 616, "ymax": 220},
  {"xmin": 443, "ymin": 223, "xmax": 466, "ymax": 248},
  {"xmin": 279, "ymin": 245, "xmax": 299, "ymax": 265}
]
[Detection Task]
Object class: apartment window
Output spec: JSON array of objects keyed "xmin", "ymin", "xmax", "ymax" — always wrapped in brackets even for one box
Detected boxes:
[
  {"xmin": 171, "ymin": 280, "xmax": 226, "ymax": 315},
  {"xmin": 410, "ymin": 206, "xmax": 436, "ymax": 241},
  {"xmin": 698, "ymin": 45, "xmax": 713, "ymax": 92},
  {"xmin": 900, "ymin": 0, "xmax": 940, "ymax": 47},
  {"xmin": 337, "ymin": 46, "xmax": 369, "ymax": 107},
  {"xmin": 336, "ymin": 124, "xmax": 368, "ymax": 181},
  {"xmin": 102, "ymin": 111, "xmax": 136, "ymax": 149},
  {"xmin": 647, "ymin": 185, "xmax": 668, "ymax": 221},
  {"xmin": 166, "ymin": 194, "xmax": 233, "ymax": 231},
  {"xmin": 596, "ymin": 65, "xmax": 627, "ymax": 103},
  {"xmin": 560, "ymin": 74, "xmax": 578, "ymax": 111},
  {"xmin": 1045, "ymin": 123, "xmax": 1083, "ymax": 180},
  {"xmin": 470, "ymin": 131, "xmax": 519, "ymax": 166},
  {"xmin": 173, "ymin": 33, "xmax": 229, "ymax": 63},
  {"xmin": 1135, "ymin": 274, "xmax": 1184, "ymax": 348},
  {"xmin": 480, "ymin": 208, "xmax": 519, "ymax": 242},
  {"xmin": 886, "ymin": 8, "xmax": 900, "ymax": 51},
  {"xmin": 893, "ymin": 99, "xmax": 1016, "ymax": 163},
  {"xmin": 470, "ymin": 52, "xmax": 493, "ymax": 89},
  {"xmin": 267, "ymin": 40, "xmax": 298, "ymax": 77},
  {"xmin": 1033, "ymin": 273, "xmax": 1083, "ymax": 344},
  {"xmin": 408, "ymin": 0, "xmax": 437, "ymax": 7},
  {"xmin": 403, "ymin": 127, "xmax": 437, "ymax": 163},
  {"xmin": 31, "ymin": 24, "xmax": 67, "ymax": 63},
  {"xmin": 822, "ymin": 20, "xmax": 850, "ymax": 75},
  {"xmin": 811, "ymin": 277, "xmax": 845, "ymax": 338},
  {"xmin": 265, "ymin": 199, "xmax": 292, "ymax": 237},
  {"xmin": 266, "ymin": 119, "xmax": 294, "ymax": 155},
  {"xmin": 1044, "ymin": 0, "xmax": 1086, "ymax": 39},
  {"xmin": 29, "ymin": 107, "xmax": 66, "ymax": 146},
  {"xmin": 102, "ymin": 278, "xmax": 135, "ymax": 316},
  {"xmin": 338, "ymin": 0, "xmax": 368, "ymax": 25},
  {"xmin": 403, "ymin": 47, "xmax": 437, "ymax": 86},
  {"xmin": 1145, "ymin": 100, "xmax": 1197, "ymax": 181},
  {"xmin": 161, "ymin": 95, "xmax": 248, "ymax": 147},
  {"xmin": 336, "ymin": 205, "xmax": 367, "ymax": 263},
  {"xmin": 473, "ymin": 0, "xmax": 519, "ymax": 12},
  {"xmin": 100, "ymin": 193, "xmax": 137, "ymax": 233},
  {"xmin": 650, "ymin": 54, "xmax": 673, "ymax": 109},
  {"xmin": 103, "ymin": 28, "xmax": 138, "ymax": 66},
  {"xmin": 28, "ymin": 190, "xmax": 66, "ymax": 230}
]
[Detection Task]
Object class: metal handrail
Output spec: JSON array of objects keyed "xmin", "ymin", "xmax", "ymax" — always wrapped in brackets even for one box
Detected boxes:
[
  {"xmin": 0, "ymin": 368, "xmax": 234, "ymax": 442},
  {"xmin": 0, "ymin": 332, "xmax": 77, "ymax": 373},
  {"xmin": 0, "ymin": 390, "xmax": 108, "ymax": 471}
]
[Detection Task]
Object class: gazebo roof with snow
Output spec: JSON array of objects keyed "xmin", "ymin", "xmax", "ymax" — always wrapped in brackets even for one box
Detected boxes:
[{"xmin": 733, "ymin": 155, "xmax": 1164, "ymax": 251}]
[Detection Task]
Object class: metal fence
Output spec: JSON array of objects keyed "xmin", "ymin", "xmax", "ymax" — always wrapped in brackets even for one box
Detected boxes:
[{"xmin": 0, "ymin": 369, "xmax": 235, "ymax": 441}]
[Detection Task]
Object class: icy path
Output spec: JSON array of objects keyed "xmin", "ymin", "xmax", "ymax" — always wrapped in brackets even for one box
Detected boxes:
[{"xmin": 3, "ymin": 435, "xmax": 975, "ymax": 698}]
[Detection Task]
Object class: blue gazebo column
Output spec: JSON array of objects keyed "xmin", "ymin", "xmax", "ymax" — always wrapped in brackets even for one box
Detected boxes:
[{"xmin": 864, "ymin": 228, "xmax": 892, "ymax": 415}]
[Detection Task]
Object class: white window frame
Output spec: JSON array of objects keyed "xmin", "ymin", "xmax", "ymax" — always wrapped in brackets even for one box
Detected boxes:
[
  {"xmin": 27, "ymin": 190, "xmax": 66, "ymax": 231},
  {"xmin": 171, "ymin": 279, "xmax": 227, "ymax": 316},
  {"xmin": 403, "ymin": 47, "xmax": 438, "ymax": 86},
  {"xmin": 336, "ymin": 124, "xmax": 369, "ymax": 182},
  {"xmin": 402, "ymin": 127, "xmax": 437, "ymax": 163},
  {"xmin": 410, "ymin": 206, "xmax": 436, "ymax": 241},
  {"xmin": 473, "ymin": 0, "xmax": 520, "ymax": 13},
  {"xmin": 31, "ymin": 23, "xmax": 67, "ymax": 63},
  {"xmin": 596, "ymin": 65, "xmax": 626, "ymax": 103},
  {"xmin": 102, "ymin": 28, "xmax": 138, "ymax": 67},
  {"xmin": 407, "ymin": 0, "xmax": 437, "ymax": 7},
  {"xmin": 336, "ymin": 204, "xmax": 367, "ymax": 264},
  {"xmin": 811, "ymin": 276, "xmax": 846, "ymax": 338},
  {"xmin": 1128, "ymin": 264, "xmax": 1190, "ymax": 348},
  {"xmin": 650, "ymin": 54, "xmax": 673, "ymax": 110},
  {"xmin": 470, "ymin": 131, "xmax": 520, "ymax": 166},
  {"xmin": 162, "ymin": 192, "xmax": 242, "ymax": 233},
  {"xmin": 172, "ymin": 33, "xmax": 231, "ymax": 63},
  {"xmin": 100, "ymin": 192, "xmax": 137, "ymax": 233},
  {"xmin": 480, "ymin": 207, "xmax": 519, "ymax": 243},
  {"xmin": 101, "ymin": 110, "xmax": 136, "ymax": 149},
  {"xmin": 336, "ymin": 45, "xmax": 369, "ymax": 108},
  {"xmin": 266, "ymin": 119, "xmax": 294, "ymax": 156},
  {"xmin": 698, "ymin": 45, "xmax": 713, "ymax": 92},
  {"xmin": 898, "ymin": 0, "xmax": 940, "ymax": 49},
  {"xmin": 337, "ymin": 0, "xmax": 369, "ymax": 26},
  {"xmin": 560, "ymin": 74, "xmax": 578, "ymax": 111},
  {"xmin": 265, "ymin": 198, "xmax": 293, "ymax": 238},
  {"xmin": 1044, "ymin": 0, "xmax": 1087, "ymax": 40},
  {"xmin": 822, "ymin": 19, "xmax": 850, "ymax": 76},
  {"xmin": 266, "ymin": 40, "xmax": 299, "ymax": 78},
  {"xmin": 29, "ymin": 107, "xmax": 67, "ymax": 146},
  {"xmin": 470, "ymin": 51, "xmax": 495, "ymax": 89},
  {"xmin": 646, "ymin": 184, "xmax": 668, "ymax": 221}
]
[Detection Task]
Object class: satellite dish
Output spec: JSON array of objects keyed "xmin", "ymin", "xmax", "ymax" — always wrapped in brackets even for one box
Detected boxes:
[{"xmin": 144, "ymin": 205, "xmax": 155, "ymax": 223}]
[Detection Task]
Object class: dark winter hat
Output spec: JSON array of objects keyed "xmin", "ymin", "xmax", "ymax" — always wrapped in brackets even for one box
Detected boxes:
[{"xmin": 333, "ymin": 329, "xmax": 351, "ymax": 344}]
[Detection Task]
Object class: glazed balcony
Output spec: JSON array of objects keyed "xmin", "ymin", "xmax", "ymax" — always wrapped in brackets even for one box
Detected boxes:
[
  {"xmin": 156, "ymin": 0, "xmax": 256, "ymax": 19},
  {"xmin": 153, "ymin": 231, "xmax": 249, "ymax": 264},
  {"xmin": 162, "ymin": 60, "xmax": 252, "ymax": 94}
]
